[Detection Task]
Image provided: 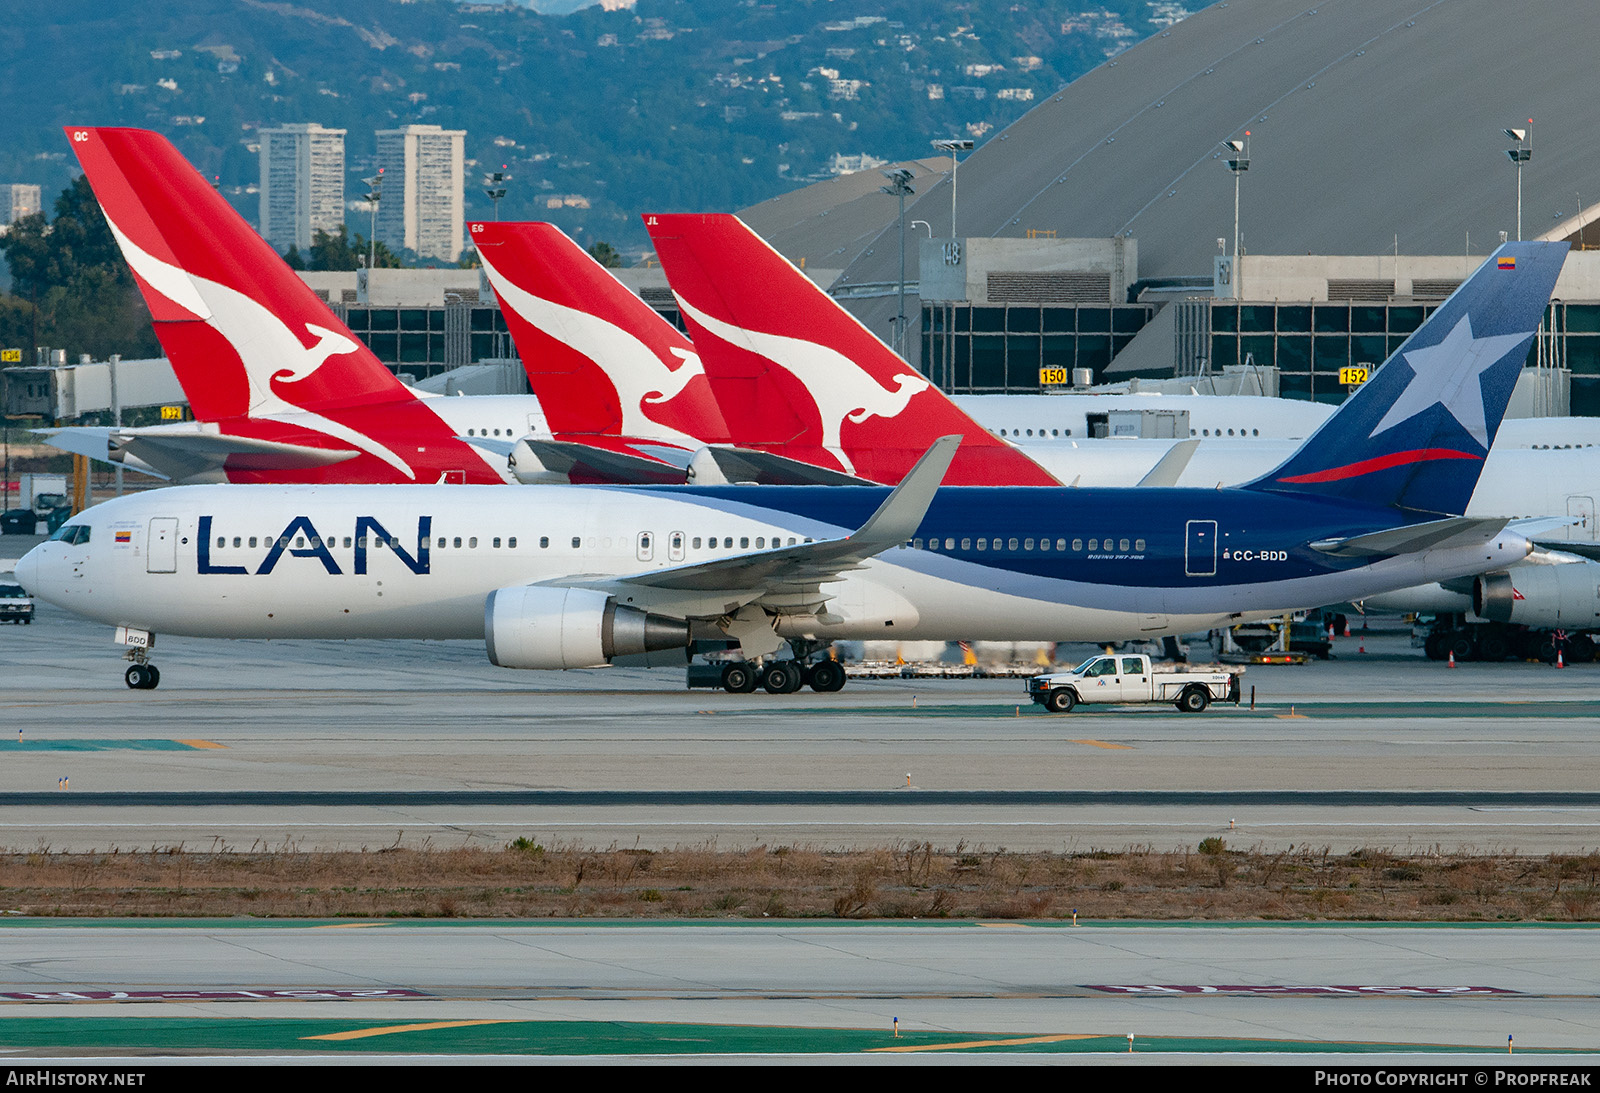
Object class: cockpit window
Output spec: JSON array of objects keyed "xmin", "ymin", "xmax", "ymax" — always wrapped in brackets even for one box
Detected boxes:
[{"xmin": 48, "ymin": 524, "xmax": 89, "ymax": 545}]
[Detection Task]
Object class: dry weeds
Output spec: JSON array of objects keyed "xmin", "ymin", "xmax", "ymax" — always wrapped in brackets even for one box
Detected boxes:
[{"xmin": 2, "ymin": 839, "xmax": 1598, "ymax": 921}]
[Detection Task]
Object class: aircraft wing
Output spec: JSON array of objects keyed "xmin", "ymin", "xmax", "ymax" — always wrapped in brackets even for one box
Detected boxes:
[
  {"xmin": 568, "ymin": 436, "xmax": 959, "ymax": 616},
  {"xmin": 1310, "ymin": 516, "xmax": 1512, "ymax": 557}
]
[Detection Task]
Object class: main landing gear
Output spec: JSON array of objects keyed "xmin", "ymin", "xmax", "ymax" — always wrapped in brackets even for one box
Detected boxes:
[{"xmin": 720, "ymin": 655, "xmax": 848, "ymax": 695}]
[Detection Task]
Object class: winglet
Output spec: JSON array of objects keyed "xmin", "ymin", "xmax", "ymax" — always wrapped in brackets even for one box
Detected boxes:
[
  {"xmin": 850, "ymin": 435, "xmax": 960, "ymax": 547},
  {"xmin": 1136, "ymin": 438, "xmax": 1200, "ymax": 487}
]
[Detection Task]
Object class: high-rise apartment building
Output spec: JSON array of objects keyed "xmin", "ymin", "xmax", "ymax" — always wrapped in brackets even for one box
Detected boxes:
[
  {"xmin": 258, "ymin": 123, "xmax": 346, "ymax": 251},
  {"xmin": 1, "ymin": 184, "xmax": 41, "ymax": 225},
  {"xmin": 374, "ymin": 125, "xmax": 466, "ymax": 264}
]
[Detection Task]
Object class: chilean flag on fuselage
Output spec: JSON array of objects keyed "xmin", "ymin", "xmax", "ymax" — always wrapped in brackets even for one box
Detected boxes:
[{"xmin": 1246, "ymin": 241, "xmax": 1567, "ymax": 516}]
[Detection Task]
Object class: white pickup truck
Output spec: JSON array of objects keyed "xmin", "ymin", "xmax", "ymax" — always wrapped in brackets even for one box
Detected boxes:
[{"xmin": 1027, "ymin": 654, "xmax": 1242, "ymax": 713}]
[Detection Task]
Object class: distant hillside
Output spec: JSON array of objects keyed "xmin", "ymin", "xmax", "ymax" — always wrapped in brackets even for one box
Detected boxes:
[{"xmin": 1, "ymin": 0, "xmax": 1205, "ymax": 259}]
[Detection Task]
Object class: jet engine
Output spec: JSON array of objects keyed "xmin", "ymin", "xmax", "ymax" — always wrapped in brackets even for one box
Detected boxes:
[
  {"xmin": 484, "ymin": 585, "xmax": 690, "ymax": 669},
  {"xmin": 1473, "ymin": 561, "xmax": 1600, "ymax": 630}
]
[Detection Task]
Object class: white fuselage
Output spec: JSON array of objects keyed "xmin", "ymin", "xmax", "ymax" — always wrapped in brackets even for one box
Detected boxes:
[{"xmin": 17, "ymin": 485, "xmax": 1532, "ymax": 661}]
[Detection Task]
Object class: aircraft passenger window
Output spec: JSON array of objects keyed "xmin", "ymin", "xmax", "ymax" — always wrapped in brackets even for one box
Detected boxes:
[
  {"xmin": 296, "ymin": 537, "xmax": 305, "ymax": 548},
  {"xmin": 216, "ymin": 537, "xmax": 225, "ymax": 548},
  {"xmin": 1069, "ymin": 539, "xmax": 1079, "ymax": 551},
  {"xmin": 724, "ymin": 537, "xmax": 733, "ymax": 548},
  {"xmin": 493, "ymin": 429, "xmax": 501, "ymax": 437},
  {"xmin": 249, "ymin": 537, "xmax": 258, "ymax": 548},
  {"xmin": 509, "ymin": 537, "xmax": 517, "ymax": 548},
  {"xmin": 279, "ymin": 537, "xmax": 289, "ymax": 548},
  {"xmin": 1135, "ymin": 539, "xmax": 1146, "ymax": 551},
  {"xmin": 992, "ymin": 538, "xmax": 1003, "ymax": 550},
  {"xmin": 960, "ymin": 538, "xmax": 971, "ymax": 550},
  {"xmin": 540, "ymin": 537, "xmax": 549, "ymax": 548},
  {"xmin": 756, "ymin": 537, "xmax": 765, "ymax": 548},
  {"xmin": 572, "ymin": 537, "xmax": 581, "ymax": 548},
  {"xmin": 740, "ymin": 537, "xmax": 750, "ymax": 548},
  {"xmin": 1228, "ymin": 429, "xmax": 1234, "ymax": 436},
  {"xmin": 976, "ymin": 539, "xmax": 987, "ymax": 551},
  {"xmin": 1191, "ymin": 429, "xmax": 1197, "ymax": 436},
  {"xmin": 1026, "ymin": 429, "xmax": 1033, "ymax": 436},
  {"xmin": 454, "ymin": 537, "xmax": 462, "ymax": 548},
  {"xmin": 1024, "ymin": 538, "xmax": 1034, "ymax": 550},
  {"xmin": 945, "ymin": 538, "xmax": 955, "ymax": 550},
  {"xmin": 1202, "ymin": 429, "xmax": 1209, "ymax": 436},
  {"xmin": 1008, "ymin": 538, "xmax": 1019, "ymax": 550},
  {"xmin": 493, "ymin": 538, "xmax": 501, "ymax": 549},
  {"xmin": 437, "ymin": 538, "xmax": 447, "ymax": 548},
  {"xmin": 692, "ymin": 537, "xmax": 702, "ymax": 549},
  {"xmin": 1088, "ymin": 539, "xmax": 1098, "ymax": 551},
  {"xmin": 1065, "ymin": 429, "xmax": 1072, "ymax": 436},
  {"xmin": 787, "ymin": 537, "xmax": 796, "ymax": 546},
  {"xmin": 469, "ymin": 537, "xmax": 478, "ymax": 548},
  {"xmin": 1119, "ymin": 538, "xmax": 1130, "ymax": 551},
  {"xmin": 1252, "ymin": 429, "xmax": 1259, "ymax": 436},
  {"xmin": 232, "ymin": 537, "xmax": 241, "ymax": 548}
]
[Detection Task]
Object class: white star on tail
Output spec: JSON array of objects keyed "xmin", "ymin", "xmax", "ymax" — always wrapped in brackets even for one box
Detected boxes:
[{"xmin": 1368, "ymin": 315, "xmax": 1529, "ymax": 448}]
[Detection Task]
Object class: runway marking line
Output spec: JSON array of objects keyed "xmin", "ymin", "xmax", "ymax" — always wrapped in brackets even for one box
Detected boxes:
[
  {"xmin": 976, "ymin": 923, "xmax": 1032, "ymax": 928},
  {"xmin": 304, "ymin": 1019, "xmax": 520, "ymax": 1041},
  {"xmin": 176, "ymin": 740, "xmax": 227, "ymax": 750},
  {"xmin": 868, "ymin": 1033, "xmax": 1097, "ymax": 1053},
  {"xmin": 311, "ymin": 922, "xmax": 392, "ymax": 929},
  {"xmin": 1070, "ymin": 739, "xmax": 1134, "ymax": 750}
]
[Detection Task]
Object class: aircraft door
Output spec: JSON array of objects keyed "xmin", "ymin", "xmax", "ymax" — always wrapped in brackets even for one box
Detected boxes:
[
  {"xmin": 1568, "ymin": 496, "xmax": 1596, "ymax": 541},
  {"xmin": 1185, "ymin": 519, "xmax": 1217, "ymax": 577},
  {"xmin": 668, "ymin": 531, "xmax": 685, "ymax": 562},
  {"xmin": 147, "ymin": 518, "xmax": 178, "ymax": 573}
]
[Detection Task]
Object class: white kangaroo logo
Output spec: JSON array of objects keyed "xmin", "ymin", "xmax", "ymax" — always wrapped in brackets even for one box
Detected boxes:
[
  {"xmin": 674, "ymin": 295, "xmax": 931, "ymax": 474},
  {"xmin": 478, "ymin": 249, "xmax": 710, "ymax": 446},
  {"xmin": 102, "ymin": 215, "xmax": 416, "ymax": 478}
]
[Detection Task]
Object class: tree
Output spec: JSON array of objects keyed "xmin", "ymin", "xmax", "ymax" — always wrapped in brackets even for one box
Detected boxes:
[
  {"xmin": 283, "ymin": 243, "xmax": 306, "ymax": 271},
  {"xmin": 587, "ymin": 241, "xmax": 623, "ymax": 268},
  {"xmin": 0, "ymin": 175, "xmax": 159, "ymax": 363},
  {"xmin": 308, "ymin": 226, "xmax": 402, "ymax": 270}
]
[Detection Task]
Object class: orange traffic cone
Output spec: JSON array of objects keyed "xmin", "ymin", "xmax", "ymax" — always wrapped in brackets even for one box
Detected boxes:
[
  {"xmin": 1448, "ymin": 650, "xmax": 1456, "ymax": 668},
  {"xmin": 1557, "ymin": 650, "xmax": 1566, "ymax": 669}
]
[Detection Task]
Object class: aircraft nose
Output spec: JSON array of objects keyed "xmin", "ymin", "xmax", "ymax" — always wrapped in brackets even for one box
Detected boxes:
[{"xmin": 13, "ymin": 544, "xmax": 40, "ymax": 593}]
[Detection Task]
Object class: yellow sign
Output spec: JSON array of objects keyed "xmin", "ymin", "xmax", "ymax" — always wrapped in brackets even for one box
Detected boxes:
[
  {"xmin": 159, "ymin": 405, "xmax": 185, "ymax": 421},
  {"xmin": 0, "ymin": 349, "xmax": 20, "ymax": 363},
  {"xmin": 1339, "ymin": 366, "xmax": 1369, "ymax": 386},
  {"xmin": 1040, "ymin": 366, "xmax": 1073, "ymax": 386}
]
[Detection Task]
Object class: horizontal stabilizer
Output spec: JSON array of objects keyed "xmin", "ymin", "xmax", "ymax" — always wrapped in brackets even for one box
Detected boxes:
[
  {"xmin": 39, "ymin": 426, "xmax": 357, "ymax": 483},
  {"xmin": 1311, "ymin": 516, "xmax": 1512, "ymax": 558},
  {"xmin": 689, "ymin": 445, "xmax": 870, "ymax": 486},
  {"xmin": 500, "ymin": 437, "xmax": 686, "ymax": 485}
]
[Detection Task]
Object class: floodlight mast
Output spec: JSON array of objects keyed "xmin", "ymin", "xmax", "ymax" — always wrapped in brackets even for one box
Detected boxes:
[
  {"xmin": 483, "ymin": 165, "xmax": 510, "ymax": 222},
  {"xmin": 362, "ymin": 168, "xmax": 383, "ymax": 269},
  {"xmin": 1223, "ymin": 133, "xmax": 1250, "ymax": 262},
  {"xmin": 1504, "ymin": 122, "xmax": 1532, "ymax": 241},
  {"xmin": 880, "ymin": 168, "xmax": 916, "ymax": 356},
  {"xmin": 931, "ymin": 138, "xmax": 974, "ymax": 237}
]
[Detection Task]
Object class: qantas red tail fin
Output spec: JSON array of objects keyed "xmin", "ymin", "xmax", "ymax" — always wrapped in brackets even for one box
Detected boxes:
[
  {"xmin": 65, "ymin": 126, "xmax": 411, "ymax": 423},
  {"xmin": 471, "ymin": 221, "xmax": 730, "ymax": 446},
  {"xmin": 642, "ymin": 212, "xmax": 1057, "ymax": 485}
]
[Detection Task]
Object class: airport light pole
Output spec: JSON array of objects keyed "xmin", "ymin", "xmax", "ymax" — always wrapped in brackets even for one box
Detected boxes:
[
  {"xmin": 1223, "ymin": 133, "xmax": 1250, "ymax": 261},
  {"xmin": 931, "ymin": 138, "xmax": 973, "ymax": 238},
  {"xmin": 911, "ymin": 219, "xmax": 933, "ymax": 239},
  {"xmin": 880, "ymin": 168, "xmax": 916, "ymax": 357},
  {"xmin": 1505, "ymin": 122, "xmax": 1532, "ymax": 241},
  {"xmin": 483, "ymin": 166, "xmax": 510, "ymax": 222},
  {"xmin": 362, "ymin": 169, "xmax": 383, "ymax": 268}
]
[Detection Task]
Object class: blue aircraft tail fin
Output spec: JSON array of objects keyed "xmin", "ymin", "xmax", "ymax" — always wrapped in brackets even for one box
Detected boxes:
[{"xmin": 1243, "ymin": 241, "xmax": 1567, "ymax": 515}]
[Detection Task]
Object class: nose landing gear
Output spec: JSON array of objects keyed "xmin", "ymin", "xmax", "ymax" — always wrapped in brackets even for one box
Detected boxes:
[{"xmin": 122, "ymin": 643, "xmax": 160, "ymax": 690}]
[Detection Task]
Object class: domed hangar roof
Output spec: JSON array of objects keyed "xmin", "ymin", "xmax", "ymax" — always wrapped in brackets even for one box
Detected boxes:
[{"xmin": 835, "ymin": 0, "xmax": 1599, "ymax": 295}]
